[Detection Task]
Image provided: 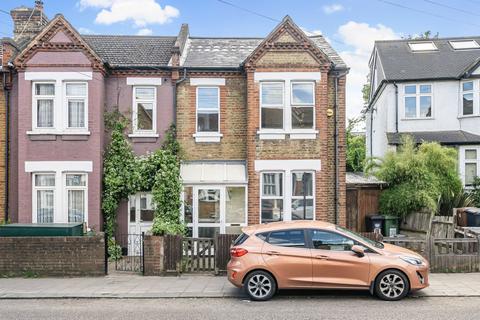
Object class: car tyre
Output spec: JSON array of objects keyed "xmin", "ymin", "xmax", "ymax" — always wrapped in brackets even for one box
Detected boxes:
[
  {"xmin": 374, "ymin": 269, "xmax": 410, "ymax": 301},
  {"xmin": 244, "ymin": 270, "xmax": 277, "ymax": 301}
]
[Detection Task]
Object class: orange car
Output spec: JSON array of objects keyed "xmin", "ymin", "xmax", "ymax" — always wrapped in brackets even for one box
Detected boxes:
[{"xmin": 227, "ymin": 220, "xmax": 429, "ymax": 301}]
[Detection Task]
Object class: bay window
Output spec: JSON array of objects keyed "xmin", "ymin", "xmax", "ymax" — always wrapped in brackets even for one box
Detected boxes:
[
  {"xmin": 133, "ymin": 87, "xmax": 156, "ymax": 133},
  {"xmin": 65, "ymin": 82, "xmax": 87, "ymax": 129},
  {"xmin": 65, "ymin": 174, "xmax": 87, "ymax": 223},
  {"xmin": 197, "ymin": 87, "xmax": 220, "ymax": 133},
  {"xmin": 404, "ymin": 84, "xmax": 432, "ymax": 119},
  {"xmin": 33, "ymin": 174, "xmax": 56, "ymax": 223},
  {"xmin": 261, "ymin": 82, "xmax": 284, "ymax": 129},
  {"xmin": 291, "ymin": 82, "xmax": 315, "ymax": 129},
  {"xmin": 33, "ymin": 83, "xmax": 55, "ymax": 128},
  {"xmin": 291, "ymin": 171, "xmax": 314, "ymax": 220},
  {"xmin": 261, "ymin": 172, "xmax": 284, "ymax": 222}
]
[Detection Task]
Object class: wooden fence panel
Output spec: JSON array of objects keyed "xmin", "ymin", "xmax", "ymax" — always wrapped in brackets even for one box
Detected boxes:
[
  {"xmin": 163, "ymin": 235, "xmax": 183, "ymax": 273},
  {"xmin": 215, "ymin": 234, "xmax": 239, "ymax": 274},
  {"xmin": 182, "ymin": 237, "xmax": 215, "ymax": 273}
]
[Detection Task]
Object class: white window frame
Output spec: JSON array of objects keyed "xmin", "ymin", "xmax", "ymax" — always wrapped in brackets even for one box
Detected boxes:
[
  {"xmin": 32, "ymin": 173, "xmax": 56, "ymax": 224},
  {"xmin": 32, "ymin": 81, "xmax": 56, "ymax": 130},
  {"xmin": 195, "ymin": 86, "xmax": 220, "ymax": 136},
  {"xmin": 460, "ymin": 80, "xmax": 480, "ymax": 117},
  {"xmin": 290, "ymin": 171, "xmax": 315, "ymax": 221},
  {"xmin": 260, "ymin": 171, "xmax": 285, "ymax": 223},
  {"xmin": 402, "ymin": 83, "xmax": 433, "ymax": 119},
  {"xmin": 290, "ymin": 81, "xmax": 315, "ymax": 131},
  {"xmin": 460, "ymin": 146, "xmax": 480, "ymax": 188},
  {"xmin": 260, "ymin": 81, "xmax": 285, "ymax": 132},
  {"xmin": 64, "ymin": 81, "xmax": 88, "ymax": 131},
  {"xmin": 63, "ymin": 173, "xmax": 88, "ymax": 224},
  {"xmin": 132, "ymin": 86, "xmax": 157, "ymax": 135}
]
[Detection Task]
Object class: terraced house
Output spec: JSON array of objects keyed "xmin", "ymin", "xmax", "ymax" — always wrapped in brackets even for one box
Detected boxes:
[{"xmin": 3, "ymin": 1, "xmax": 347, "ymax": 237}]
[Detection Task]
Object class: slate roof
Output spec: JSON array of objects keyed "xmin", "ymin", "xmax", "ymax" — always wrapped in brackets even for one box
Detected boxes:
[
  {"xmin": 387, "ymin": 131, "xmax": 480, "ymax": 145},
  {"xmin": 82, "ymin": 35, "xmax": 177, "ymax": 67},
  {"xmin": 376, "ymin": 37, "xmax": 480, "ymax": 81},
  {"xmin": 182, "ymin": 35, "xmax": 346, "ymax": 69}
]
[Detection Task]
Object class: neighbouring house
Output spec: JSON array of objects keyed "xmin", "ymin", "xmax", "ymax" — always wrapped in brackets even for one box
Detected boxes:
[
  {"xmin": 4, "ymin": 2, "xmax": 348, "ymax": 237},
  {"xmin": 367, "ymin": 37, "xmax": 480, "ymax": 188},
  {"xmin": 175, "ymin": 17, "xmax": 348, "ymax": 237}
]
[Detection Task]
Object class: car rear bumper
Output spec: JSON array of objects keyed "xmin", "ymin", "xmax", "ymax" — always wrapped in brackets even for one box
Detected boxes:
[{"xmin": 227, "ymin": 260, "xmax": 245, "ymax": 288}]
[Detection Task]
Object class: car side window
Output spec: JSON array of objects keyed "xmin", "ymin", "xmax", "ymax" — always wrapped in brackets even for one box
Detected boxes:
[
  {"xmin": 267, "ymin": 229, "xmax": 305, "ymax": 248},
  {"xmin": 309, "ymin": 229, "xmax": 356, "ymax": 251}
]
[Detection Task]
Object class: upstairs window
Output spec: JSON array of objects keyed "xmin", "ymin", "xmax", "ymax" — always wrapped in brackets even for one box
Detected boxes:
[
  {"xmin": 462, "ymin": 81, "xmax": 474, "ymax": 116},
  {"xmin": 133, "ymin": 87, "xmax": 156, "ymax": 133},
  {"xmin": 291, "ymin": 82, "xmax": 315, "ymax": 129},
  {"xmin": 33, "ymin": 83, "xmax": 55, "ymax": 128},
  {"xmin": 404, "ymin": 84, "xmax": 432, "ymax": 119},
  {"xmin": 261, "ymin": 82, "xmax": 284, "ymax": 129},
  {"xmin": 65, "ymin": 82, "xmax": 87, "ymax": 129},
  {"xmin": 196, "ymin": 87, "xmax": 220, "ymax": 133}
]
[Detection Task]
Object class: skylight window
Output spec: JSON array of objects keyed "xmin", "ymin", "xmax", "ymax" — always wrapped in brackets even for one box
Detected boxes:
[
  {"xmin": 449, "ymin": 40, "xmax": 480, "ymax": 50},
  {"xmin": 408, "ymin": 42, "xmax": 438, "ymax": 52}
]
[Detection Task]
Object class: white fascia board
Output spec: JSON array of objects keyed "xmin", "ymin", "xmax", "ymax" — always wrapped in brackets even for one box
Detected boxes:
[
  {"xmin": 25, "ymin": 161, "xmax": 93, "ymax": 173},
  {"xmin": 254, "ymin": 72, "xmax": 321, "ymax": 82},
  {"xmin": 254, "ymin": 159, "xmax": 321, "ymax": 171},
  {"xmin": 25, "ymin": 72, "xmax": 93, "ymax": 81},
  {"xmin": 126, "ymin": 77, "xmax": 163, "ymax": 86},
  {"xmin": 190, "ymin": 78, "xmax": 226, "ymax": 86}
]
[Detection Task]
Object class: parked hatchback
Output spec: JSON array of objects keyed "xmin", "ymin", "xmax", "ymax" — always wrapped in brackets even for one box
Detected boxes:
[{"xmin": 227, "ymin": 221, "xmax": 429, "ymax": 301}]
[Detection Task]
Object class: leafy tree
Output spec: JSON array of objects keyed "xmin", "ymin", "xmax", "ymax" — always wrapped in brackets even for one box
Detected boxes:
[
  {"xmin": 471, "ymin": 177, "xmax": 480, "ymax": 207},
  {"xmin": 404, "ymin": 30, "xmax": 439, "ymax": 40},
  {"xmin": 362, "ymin": 83, "xmax": 371, "ymax": 107},
  {"xmin": 346, "ymin": 117, "xmax": 366, "ymax": 172},
  {"xmin": 367, "ymin": 136, "xmax": 462, "ymax": 217}
]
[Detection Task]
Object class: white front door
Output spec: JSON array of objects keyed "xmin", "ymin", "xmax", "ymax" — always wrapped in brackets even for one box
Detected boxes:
[
  {"xmin": 183, "ymin": 185, "xmax": 247, "ymax": 238},
  {"xmin": 128, "ymin": 193, "xmax": 154, "ymax": 235}
]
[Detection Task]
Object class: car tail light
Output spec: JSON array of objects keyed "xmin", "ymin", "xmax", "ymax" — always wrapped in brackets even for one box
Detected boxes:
[{"xmin": 230, "ymin": 247, "xmax": 248, "ymax": 257}]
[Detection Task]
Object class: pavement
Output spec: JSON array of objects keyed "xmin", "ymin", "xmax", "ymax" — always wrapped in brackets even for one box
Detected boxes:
[{"xmin": 2, "ymin": 272, "xmax": 480, "ymax": 299}]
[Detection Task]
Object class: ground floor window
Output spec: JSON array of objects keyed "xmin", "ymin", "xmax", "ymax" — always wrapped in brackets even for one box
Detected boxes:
[
  {"xmin": 182, "ymin": 185, "xmax": 247, "ymax": 238},
  {"xmin": 462, "ymin": 146, "xmax": 480, "ymax": 187},
  {"xmin": 260, "ymin": 170, "xmax": 315, "ymax": 223}
]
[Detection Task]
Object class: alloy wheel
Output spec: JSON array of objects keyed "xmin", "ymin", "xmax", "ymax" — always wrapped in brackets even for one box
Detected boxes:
[
  {"xmin": 379, "ymin": 273, "xmax": 405, "ymax": 299},
  {"xmin": 247, "ymin": 274, "xmax": 273, "ymax": 299}
]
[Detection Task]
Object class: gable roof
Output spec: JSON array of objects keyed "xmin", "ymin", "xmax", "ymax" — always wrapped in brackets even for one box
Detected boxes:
[
  {"xmin": 375, "ymin": 36, "xmax": 480, "ymax": 81},
  {"xmin": 82, "ymin": 35, "xmax": 177, "ymax": 68},
  {"xmin": 182, "ymin": 35, "xmax": 346, "ymax": 69}
]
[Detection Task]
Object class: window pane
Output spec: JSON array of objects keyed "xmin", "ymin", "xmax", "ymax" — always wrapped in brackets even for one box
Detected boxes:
[
  {"xmin": 404, "ymin": 85, "xmax": 416, "ymax": 94},
  {"xmin": 68, "ymin": 100, "xmax": 85, "ymax": 128},
  {"xmin": 261, "ymin": 199, "xmax": 283, "ymax": 222},
  {"xmin": 37, "ymin": 99, "xmax": 54, "ymax": 127},
  {"xmin": 465, "ymin": 163, "xmax": 477, "ymax": 186},
  {"xmin": 198, "ymin": 189, "xmax": 220, "ymax": 223},
  {"xmin": 226, "ymin": 187, "xmax": 245, "ymax": 224},
  {"xmin": 68, "ymin": 190, "xmax": 85, "ymax": 223},
  {"xmin": 268, "ymin": 230, "xmax": 305, "ymax": 247},
  {"xmin": 466, "ymin": 149, "xmax": 477, "ymax": 160},
  {"xmin": 292, "ymin": 107, "xmax": 314, "ymax": 129},
  {"xmin": 463, "ymin": 93, "xmax": 474, "ymax": 115},
  {"xmin": 137, "ymin": 102, "xmax": 153, "ymax": 130},
  {"xmin": 226, "ymin": 226, "xmax": 243, "ymax": 235},
  {"xmin": 66, "ymin": 174, "xmax": 86, "ymax": 186},
  {"xmin": 292, "ymin": 199, "xmax": 314, "ymax": 220},
  {"xmin": 420, "ymin": 96, "xmax": 432, "ymax": 117},
  {"xmin": 35, "ymin": 83, "xmax": 54, "ymax": 96},
  {"xmin": 135, "ymin": 87, "xmax": 155, "ymax": 100},
  {"xmin": 37, "ymin": 190, "xmax": 54, "ymax": 223},
  {"xmin": 463, "ymin": 82, "xmax": 474, "ymax": 92},
  {"xmin": 129, "ymin": 195, "xmax": 136, "ymax": 223},
  {"xmin": 140, "ymin": 194, "xmax": 154, "ymax": 222},
  {"xmin": 66, "ymin": 83, "xmax": 86, "ymax": 96},
  {"xmin": 262, "ymin": 173, "xmax": 283, "ymax": 196},
  {"xmin": 197, "ymin": 112, "xmax": 219, "ymax": 132},
  {"xmin": 183, "ymin": 187, "xmax": 193, "ymax": 224},
  {"xmin": 292, "ymin": 172, "xmax": 313, "ymax": 196},
  {"xmin": 310, "ymin": 230, "xmax": 355, "ymax": 251},
  {"xmin": 419, "ymin": 85, "xmax": 431, "ymax": 94},
  {"xmin": 35, "ymin": 174, "xmax": 55, "ymax": 186},
  {"xmin": 261, "ymin": 83, "xmax": 283, "ymax": 105},
  {"xmin": 292, "ymin": 83, "xmax": 314, "ymax": 105},
  {"xmin": 261, "ymin": 108, "xmax": 283, "ymax": 129},
  {"xmin": 405, "ymin": 97, "xmax": 416, "ymax": 118},
  {"xmin": 197, "ymin": 87, "xmax": 219, "ymax": 109},
  {"xmin": 198, "ymin": 227, "xmax": 220, "ymax": 238}
]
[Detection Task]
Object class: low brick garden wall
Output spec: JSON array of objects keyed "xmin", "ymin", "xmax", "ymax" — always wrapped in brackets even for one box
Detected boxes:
[{"xmin": 0, "ymin": 233, "xmax": 105, "ymax": 277}]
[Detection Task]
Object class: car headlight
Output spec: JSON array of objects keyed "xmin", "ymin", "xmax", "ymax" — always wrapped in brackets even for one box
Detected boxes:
[{"xmin": 400, "ymin": 256, "xmax": 424, "ymax": 266}]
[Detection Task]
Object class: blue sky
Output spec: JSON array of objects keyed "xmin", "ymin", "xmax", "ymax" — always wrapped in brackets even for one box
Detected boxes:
[{"xmin": 2, "ymin": 0, "xmax": 480, "ymax": 119}]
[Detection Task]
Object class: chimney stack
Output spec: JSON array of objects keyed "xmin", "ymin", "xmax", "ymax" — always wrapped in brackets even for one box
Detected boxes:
[{"xmin": 10, "ymin": 1, "xmax": 49, "ymax": 44}]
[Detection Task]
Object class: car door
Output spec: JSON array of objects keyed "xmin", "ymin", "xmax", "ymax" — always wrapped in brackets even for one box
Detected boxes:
[
  {"xmin": 261, "ymin": 229, "xmax": 312, "ymax": 288},
  {"xmin": 308, "ymin": 229, "xmax": 370, "ymax": 288}
]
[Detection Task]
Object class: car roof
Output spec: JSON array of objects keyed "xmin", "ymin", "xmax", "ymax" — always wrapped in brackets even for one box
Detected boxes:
[{"xmin": 242, "ymin": 220, "xmax": 337, "ymax": 235}]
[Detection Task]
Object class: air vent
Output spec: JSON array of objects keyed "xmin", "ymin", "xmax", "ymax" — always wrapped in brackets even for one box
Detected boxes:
[
  {"xmin": 449, "ymin": 40, "xmax": 480, "ymax": 50},
  {"xmin": 408, "ymin": 41, "xmax": 438, "ymax": 52}
]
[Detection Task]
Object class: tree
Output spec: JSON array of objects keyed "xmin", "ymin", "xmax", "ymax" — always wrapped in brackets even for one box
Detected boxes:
[
  {"xmin": 404, "ymin": 30, "xmax": 439, "ymax": 40},
  {"xmin": 346, "ymin": 117, "xmax": 366, "ymax": 172}
]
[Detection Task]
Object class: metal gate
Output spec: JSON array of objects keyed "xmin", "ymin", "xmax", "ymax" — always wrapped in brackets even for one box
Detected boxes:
[{"xmin": 114, "ymin": 233, "xmax": 144, "ymax": 273}]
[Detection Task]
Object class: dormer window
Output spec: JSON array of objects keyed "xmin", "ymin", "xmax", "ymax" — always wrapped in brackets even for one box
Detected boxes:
[
  {"xmin": 408, "ymin": 42, "xmax": 437, "ymax": 52},
  {"xmin": 449, "ymin": 40, "xmax": 480, "ymax": 50}
]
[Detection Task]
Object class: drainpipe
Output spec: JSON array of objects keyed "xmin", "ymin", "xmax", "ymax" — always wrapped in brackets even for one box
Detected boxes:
[
  {"xmin": 2, "ymin": 71, "xmax": 10, "ymax": 223},
  {"xmin": 369, "ymin": 108, "xmax": 374, "ymax": 158},
  {"xmin": 173, "ymin": 68, "xmax": 187, "ymax": 125},
  {"xmin": 394, "ymin": 82, "xmax": 398, "ymax": 133}
]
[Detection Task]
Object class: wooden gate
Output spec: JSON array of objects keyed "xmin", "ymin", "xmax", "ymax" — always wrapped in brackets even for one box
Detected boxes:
[{"xmin": 182, "ymin": 237, "xmax": 216, "ymax": 273}]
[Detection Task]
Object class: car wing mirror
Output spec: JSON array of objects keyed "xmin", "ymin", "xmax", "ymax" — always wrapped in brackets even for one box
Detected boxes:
[{"xmin": 351, "ymin": 245, "xmax": 365, "ymax": 257}]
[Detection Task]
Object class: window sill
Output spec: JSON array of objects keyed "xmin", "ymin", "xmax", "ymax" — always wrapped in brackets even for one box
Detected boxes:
[
  {"xmin": 128, "ymin": 133, "xmax": 159, "ymax": 138},
  {"xmin": 458, "ymin": 115, "xmax": 480, "ymax": 119},
  {"xmin": 257, "ymin": 130, "xmax": 318, "ymax": 140},
  {"xmin": 401, "ymin": 117, "xmax": 435, "ymax": 121},
  {"xmin": 193, "ymin": 133, "xmax": 223, "ymax": 143},
  {"xmin": 27, "ymin": 130, "xmax": 91, "ymax": 136},
  {"xmin": 289, "ymin": 131, "xmax": 318, "ymax": 140}
]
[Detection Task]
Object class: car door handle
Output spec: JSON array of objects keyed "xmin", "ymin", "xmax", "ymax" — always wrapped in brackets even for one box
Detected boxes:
[
  {"xmin": 266, "ymin": 251, "xmax": 280, "ymax": 255},
  {"xmin": 315, "ymin": 255, "xmax": 329, "ymax": 260}
]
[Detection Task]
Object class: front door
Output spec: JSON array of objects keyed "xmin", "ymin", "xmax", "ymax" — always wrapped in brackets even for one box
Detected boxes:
[
  {"xmin": 128, "ymin": 193, "xmax": 155, "ymax": 235},
  {"xmin": 308, "ymin": 229, "xmax": 370, "ymax": 288}
]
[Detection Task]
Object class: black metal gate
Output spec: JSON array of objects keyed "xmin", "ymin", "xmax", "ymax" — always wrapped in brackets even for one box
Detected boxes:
[{"xmin": 114, "ymin": 233, "xmax": 144, "ymax": 273}]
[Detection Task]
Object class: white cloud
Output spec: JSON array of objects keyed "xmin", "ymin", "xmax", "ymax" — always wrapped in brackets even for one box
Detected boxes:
[
  {"xmin": 78, "ymin": 0, "xmax": 180, "ymax": 27},
  {"xmin": 78, "ymin": 27, "xmax": 95, "ymax": 34},
  {"xmin": 137, "ymin": 28, "xmax": 153, "ymax": 36},
  {"xmin": 323, "ymin": 4, "xmax": 344, "ymax": 14},
  {"xmin": 335, "ymin": 21, "xmax": 399, "ymax": 120}
]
